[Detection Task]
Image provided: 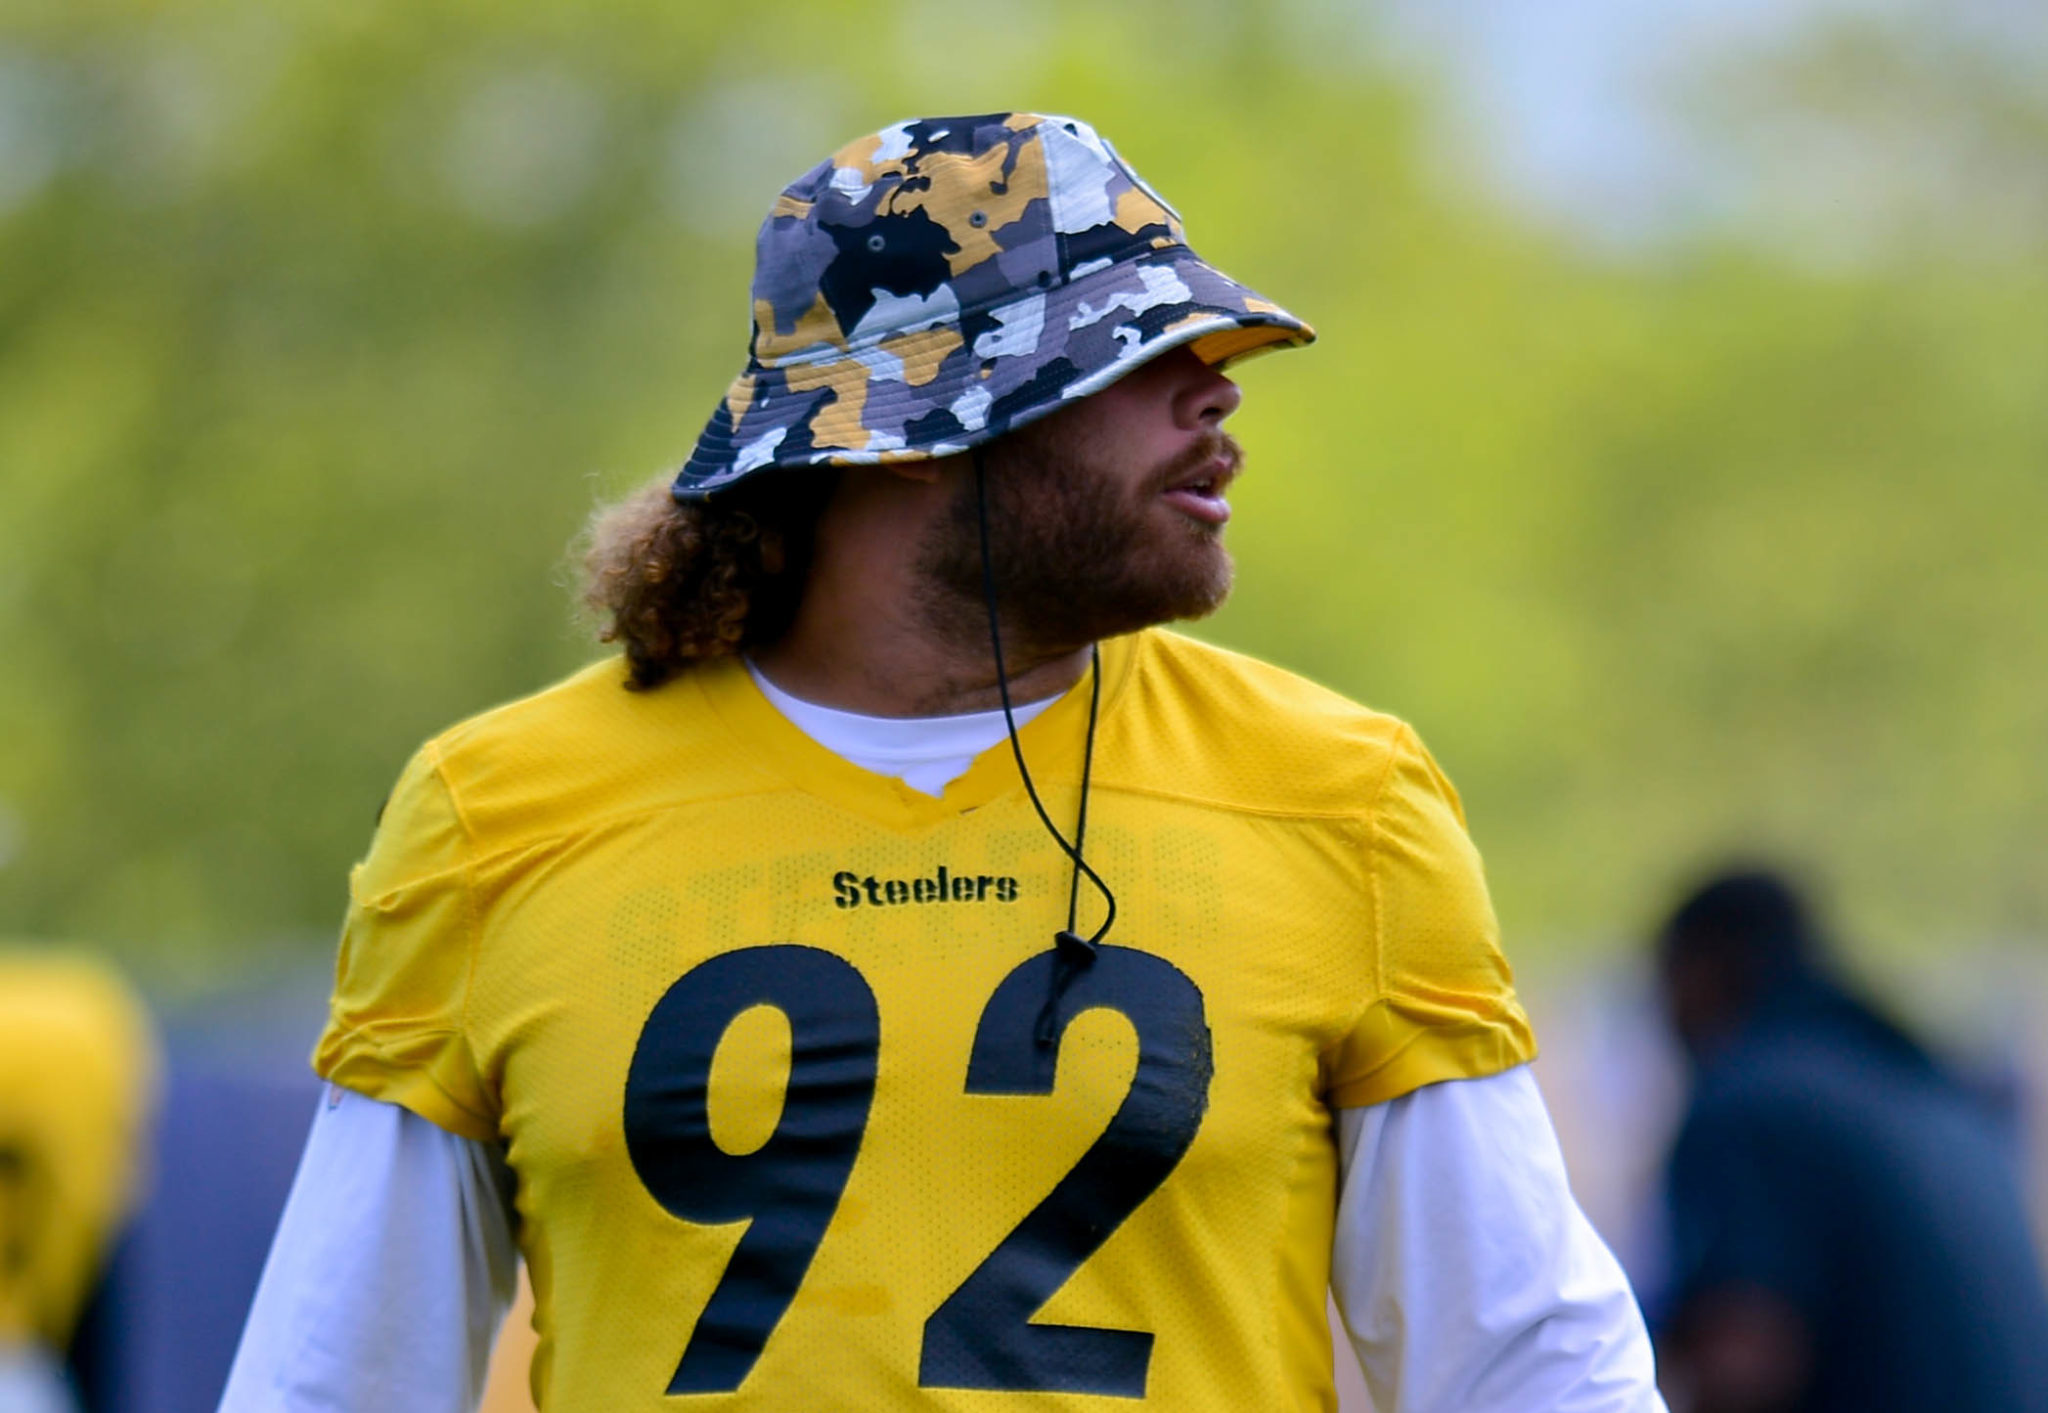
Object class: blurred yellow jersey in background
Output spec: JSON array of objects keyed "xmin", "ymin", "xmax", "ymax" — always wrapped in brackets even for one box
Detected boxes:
[
  {"xmin": 0, "ymin": 950, "xmax": 157, "ymax": 1352},
  {"xmin": 318, "ymin": 628, "xmax": 1535, "ymax": 1411}
]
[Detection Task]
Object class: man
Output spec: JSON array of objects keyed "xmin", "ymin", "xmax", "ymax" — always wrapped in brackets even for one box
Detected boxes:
[
  {"xmin": 1654, "ymin": 869, "xmax": 2048, "ymax": 1413},
  {"xmin": 0, "ymin": 948, "xmax": 157, "ymax": 1413},
  {"xmin": 224, "ymin": 113, "xmax": 1660, "ymax": 1410}
]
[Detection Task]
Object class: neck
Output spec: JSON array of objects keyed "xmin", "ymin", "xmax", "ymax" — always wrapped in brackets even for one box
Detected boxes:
[
  {"xmin": 749, "ymin": 468, "xmax": 1091, "ymax": 717},
  {"xmin": 753, "ymin": 613, "xmax": 1090, "ymax": 717}
]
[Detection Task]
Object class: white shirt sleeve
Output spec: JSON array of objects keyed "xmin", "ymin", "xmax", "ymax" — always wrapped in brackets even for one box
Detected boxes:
[
  {"xmin": 221, "ymin": 1071, "xmax": 1652, "ymax": 1412},
  {"xmin": 218, "ymin": 1087, "xmax": 519, "ymax": 1413},
  {"xmin": 1332, "ymin": 1065, "xmax": 1666, "ymax": 1413}
]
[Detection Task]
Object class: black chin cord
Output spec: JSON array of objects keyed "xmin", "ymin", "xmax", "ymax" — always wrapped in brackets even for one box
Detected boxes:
[{"xmin": 973, "ymin": 448, "xmax": 1117, "ymax": 1046}]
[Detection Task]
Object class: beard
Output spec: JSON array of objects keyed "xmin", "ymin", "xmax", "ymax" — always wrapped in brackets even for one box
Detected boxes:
[{"xmin": 915, "ymin": 415, "xmax": 1241, "ymax": 658}]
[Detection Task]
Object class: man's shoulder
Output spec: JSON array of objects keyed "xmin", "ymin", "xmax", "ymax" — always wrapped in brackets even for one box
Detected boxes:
[
  {"xmin": 1135, "ymin": 628, "xmax": 1396, "ymax": 722},
  {"xmin": 1113, "ymin": 629, "xmax": 1417, "ymax": 817},
  {"xmin": 413, "ymin": 655, "xmax": 767, "ymax": 848}
]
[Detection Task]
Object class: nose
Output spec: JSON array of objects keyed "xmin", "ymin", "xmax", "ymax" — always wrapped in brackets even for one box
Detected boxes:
[{"xmin": 1170, "ymin": 348, "xmax": 1242, "ymax": 429}]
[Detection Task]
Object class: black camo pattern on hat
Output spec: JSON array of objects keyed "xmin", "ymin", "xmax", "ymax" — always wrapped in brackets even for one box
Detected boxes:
[{"xmin": 673, "ymin": 112, "xmax": 1313, "ymax": 500}]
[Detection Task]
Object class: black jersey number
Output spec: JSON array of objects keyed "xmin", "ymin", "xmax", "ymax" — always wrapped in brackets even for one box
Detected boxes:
[
  {"xmin": 623, "ymin": 946, "xmax": 880, "ymax": 1395},
  {"xmin": 920, "ymin": 946, "xmax": 1214, "ymax": 1396},
  {"xmin": 621, "ymin": 943, "xmax": 1212, "ymax": 1399}
]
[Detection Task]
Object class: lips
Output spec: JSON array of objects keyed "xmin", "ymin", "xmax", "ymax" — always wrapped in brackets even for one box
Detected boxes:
[{"xmin": 1160, "ymin": 452, "xmax": 1238, "ymax": 526}]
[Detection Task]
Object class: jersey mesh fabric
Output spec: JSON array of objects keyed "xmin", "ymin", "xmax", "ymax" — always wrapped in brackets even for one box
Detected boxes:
[{"xmin": 315, "ymin": 628, "xmax": 1536, "ymax": 1411}]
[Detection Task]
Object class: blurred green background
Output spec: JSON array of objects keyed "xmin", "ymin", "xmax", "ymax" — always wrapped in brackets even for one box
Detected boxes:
[{"xmin": 2, "ymin": 0, "xmax": 2044, "ymax": 991}]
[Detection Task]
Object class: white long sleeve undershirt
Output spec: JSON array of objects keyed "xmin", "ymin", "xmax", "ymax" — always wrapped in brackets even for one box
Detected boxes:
[
  {"xmin": 221, "ymin": 666, "xmax": 1661, "ymax": 1412},
  {"xmin": 220, "ymin": 1088, "xmax": 519, "ymax": 1413},
  {"xmin": 223, "ymin": 1071, "xmax": 1659, "ymax": 1412}
]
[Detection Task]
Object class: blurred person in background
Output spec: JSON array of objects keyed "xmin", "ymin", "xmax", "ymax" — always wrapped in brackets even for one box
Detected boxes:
[
  {"xmin": 1652, "ymin": 868, "xmax": 2048, "ymax": 1413},
  {"xmin": 0, "ymin": 949, "xmax": 158, "ymax": 1413}
]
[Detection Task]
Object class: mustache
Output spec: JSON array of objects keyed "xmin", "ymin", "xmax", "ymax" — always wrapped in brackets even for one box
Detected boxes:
[{"xmin": 1145, "ymin": 430, "xmax": 1244, "ymax": 495}]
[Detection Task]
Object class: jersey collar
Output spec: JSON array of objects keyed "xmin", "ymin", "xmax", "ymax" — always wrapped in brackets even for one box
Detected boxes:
[{"xmin": 693, "ymin": 632, "xmax": 1140, "ymax": 832}]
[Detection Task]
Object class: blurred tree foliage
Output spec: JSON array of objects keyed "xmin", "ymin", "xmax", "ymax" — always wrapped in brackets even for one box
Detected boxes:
[{"xmin": 1, "ymin": 0, "xmax": 2042, "ymax": 983}]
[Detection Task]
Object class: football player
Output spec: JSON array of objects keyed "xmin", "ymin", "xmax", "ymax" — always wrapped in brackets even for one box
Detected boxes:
[
  {"xmin": 224, "ymin": 114, "xmax": 1663, "ymax": 1411},
  {"xmin": 0, "ymin": 949, "xmax": 157, "ymax": 1413}
]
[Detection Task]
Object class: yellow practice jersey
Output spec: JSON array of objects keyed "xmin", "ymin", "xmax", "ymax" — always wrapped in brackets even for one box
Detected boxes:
[
  {"xmin": 317, "ymin": 628, "xmax": 1535, "ymax": 1411},
  {"xmin": 0, "ymin": 949, "xmax": 157, "ymax": 1351}
]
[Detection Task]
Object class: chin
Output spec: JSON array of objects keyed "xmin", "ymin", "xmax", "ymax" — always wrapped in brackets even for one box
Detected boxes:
[
  {"xmin": 1172, "ymin": 538, "xmax": 1235, "ymax": 607},
  {"xmin": 1169, "ymin": 576, "xmax": 1233, "ymax": 625},
  {"xmin": 1119, "ymin": 547, "xmax": 1235, "ymax": 633}
]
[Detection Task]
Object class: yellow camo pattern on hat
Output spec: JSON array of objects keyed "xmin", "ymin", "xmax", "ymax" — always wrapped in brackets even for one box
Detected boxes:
[{"xmin": 674, "ymin": 113, "xmax": 1313, "ymax": 499}]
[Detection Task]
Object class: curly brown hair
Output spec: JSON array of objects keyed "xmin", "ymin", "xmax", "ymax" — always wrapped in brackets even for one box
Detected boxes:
[{"xmin": 580, "ymin": 470, "xmax": 838, "ymax": 689}]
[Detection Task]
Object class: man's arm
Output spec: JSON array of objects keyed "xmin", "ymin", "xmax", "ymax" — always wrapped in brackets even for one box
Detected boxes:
[
  {"xmin": 1332, "ymin": 1065, "xmax": 1665, "ymax": 1413},
  {"xmin": 218, "ymin": 1089, "xmax": 518, "ymax": 1413}
]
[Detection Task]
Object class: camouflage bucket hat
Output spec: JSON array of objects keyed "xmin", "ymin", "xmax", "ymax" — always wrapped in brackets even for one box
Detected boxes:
[{"xmin": 672, "ymin": 112, "xmax": 1314, "ymax": 500}]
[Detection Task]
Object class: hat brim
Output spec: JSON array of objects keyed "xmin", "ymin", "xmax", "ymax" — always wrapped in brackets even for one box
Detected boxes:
[{"xmin": 674, "ymin": 249, "xmax": 1313, "ymax": 498}]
